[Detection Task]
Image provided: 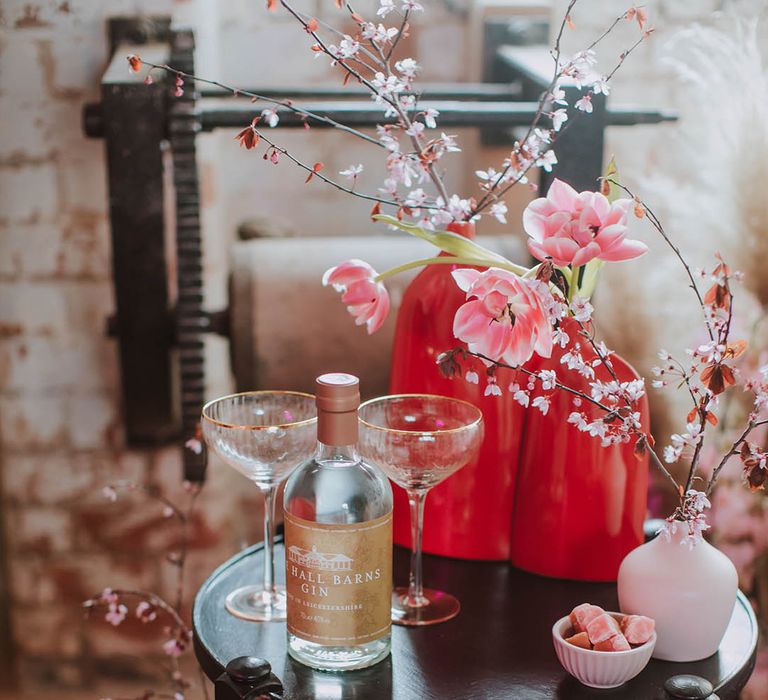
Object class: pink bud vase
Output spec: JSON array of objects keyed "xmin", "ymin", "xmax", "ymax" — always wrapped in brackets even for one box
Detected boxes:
[
  {"xmin": 388, "ymin": 222, "xmax": 528, "ymax": 560},
  {"xmin": 618, "ymin": 526, "xmax": 738, "ymax": 661},
  {"xmin": 509, "ymin": 318, "xmax": 650, "ymax": 581}
]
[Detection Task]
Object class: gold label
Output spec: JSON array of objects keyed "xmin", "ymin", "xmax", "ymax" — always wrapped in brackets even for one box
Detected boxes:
[{"xmin": 284, "ymin": 510, "xmax": 392, "ymax": 646}]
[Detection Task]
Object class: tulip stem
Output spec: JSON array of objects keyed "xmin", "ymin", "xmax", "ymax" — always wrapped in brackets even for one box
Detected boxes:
[{"xmin": 374, "ymin": 256, "xmax": 529, "ymax": 282}]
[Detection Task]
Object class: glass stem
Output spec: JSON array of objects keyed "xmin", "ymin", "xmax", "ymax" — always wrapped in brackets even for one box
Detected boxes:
[
  {"xmin": 406, "ymin": 488, "xmax": 429, "ymax": 608},
  {"xmin": 262, "ymin": 485, "xmax": 276, "ymax": 600}
]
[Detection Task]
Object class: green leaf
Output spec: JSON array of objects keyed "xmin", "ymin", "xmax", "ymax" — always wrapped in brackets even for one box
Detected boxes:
[
  {"xmin": 578, "ymin": 259, "xmax": 604, "ymax": 298},
  {"xmin": 373, "ymin": 215, "xmax": 528, "ymax": 275},
  {"xmin": 602, "ymin": 157, "xmax": 620, "ymax": 203}
]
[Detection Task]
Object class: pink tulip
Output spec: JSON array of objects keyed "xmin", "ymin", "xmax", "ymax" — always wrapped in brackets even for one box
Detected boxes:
[
  {"xmin": 452, "ymin": 268, "xmax": 553, "ymax": 366},
  {"xmin": 323, "ymin": 259, "xmax": 391, "ymax": 334},
  {"xmin": 523, "ymin": 179, "xmax": 648, "ymax": 267}
]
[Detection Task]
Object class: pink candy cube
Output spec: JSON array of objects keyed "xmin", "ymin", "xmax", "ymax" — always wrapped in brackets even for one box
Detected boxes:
[
  {"xmin": 569, "ymin": 603, "xmax": 604, "ymax": 633},
  {"xmin": 565, "ymin": 631, "xmax": 592, "ymax": 650},
  {"xmin": 621, "ymin": 615, "xmax": 655, "ymax": 645},
  {"xmin": 594, "ymin": 633, "xmax": 631, "ymax": 652},
  {"xmin": 586, "ymin": 613, "xmax": 621, "ymax": 644}
]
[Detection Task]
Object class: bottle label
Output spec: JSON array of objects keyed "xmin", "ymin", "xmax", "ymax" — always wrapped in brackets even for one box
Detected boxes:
[{"xmin": 285, "ymin": 510, "xmax": 392, "ymax": 646}]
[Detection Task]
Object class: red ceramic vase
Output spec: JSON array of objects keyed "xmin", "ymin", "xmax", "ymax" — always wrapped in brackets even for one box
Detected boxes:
[
  {"xmin": 388, "ymin": 223, "xmax": 527, "ymax": 560},
  {"xmin": 509, "ymin": 318, "xmax": 650, "ymax": 581}
]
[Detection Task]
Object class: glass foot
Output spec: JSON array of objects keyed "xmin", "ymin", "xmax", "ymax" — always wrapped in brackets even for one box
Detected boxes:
[
  {"xmin": 225, "ymin": 584, "xmax": 287, "ymax": 622},
  {"xmin": 390, "ymin": 587, "xmax": 460, "ymax": 626}
]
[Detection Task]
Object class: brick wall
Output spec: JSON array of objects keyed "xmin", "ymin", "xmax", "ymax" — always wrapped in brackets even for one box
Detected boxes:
[{"xmin": 0, "ymin": 0, "xmax": 248, "ymax": 692}]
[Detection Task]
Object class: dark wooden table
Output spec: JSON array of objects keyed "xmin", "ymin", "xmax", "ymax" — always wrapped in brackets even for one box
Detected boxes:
[{"xmin": 193, "ymin": 540, "xmax": 757, "ymax": 699}]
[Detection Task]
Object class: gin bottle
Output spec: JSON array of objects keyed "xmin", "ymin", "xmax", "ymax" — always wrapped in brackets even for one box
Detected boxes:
[{"xmin": 283, "ymin": 373, "xmax": 393, "ymax": 671}]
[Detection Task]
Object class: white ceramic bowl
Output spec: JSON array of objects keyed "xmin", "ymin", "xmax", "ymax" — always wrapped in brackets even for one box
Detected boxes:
[{"xmin": 552, "ymin": 612, "xmax": 656, "ymax": 689}]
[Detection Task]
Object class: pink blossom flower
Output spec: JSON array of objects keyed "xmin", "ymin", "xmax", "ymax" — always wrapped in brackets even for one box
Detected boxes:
[
  {"xmin": 490, "ymin": 202, "xmax": 508, "ymax": 224},
  {"xmin": 136, "ymin": 600, "xmax": 158, "ymax": 623},
  {"xmin": 523, "ymin": 179, "xmax": 648, "ymax": 267},
  {"xmin": 105, "ymin": 603, "xmax": 128, "ymax": 626},
  {"xmin": 163, "ymin": 638, "xmax": 185, "ymax": 657},
  {"xmin": 184, "ymin": 437, "xmax": 202, "ymax": 455},
  {"xmin": 550, "ymin": 109, "xmax": 568, "ymax": 131},
  {"xmin": 260, "ymin": 107, "xmax": 279, "ymax": 128},
  {"xmin": 423, "ymin": 108, "xmax": 439, "ymax": 128},
  {"xmin": 451, "ymin": 268, "xmax": 553, "ymax": 366},
  {"xmin": 100, "ymin": 588, "xmax": 118, "ymax": 604},
  {"xmin": 508, "ymin": 383, "xmax": 530, "ymax": 407},
  {"xmin": 323, "ymin": 260, "xmax": 390, "ymax": 334},
  {"xmin": 102, "ymin": 485, "xmax": 118, "ymax": 502},
  {"xmin": 574, "ymin": 94, "xmax": 593, "ymax": 113}
]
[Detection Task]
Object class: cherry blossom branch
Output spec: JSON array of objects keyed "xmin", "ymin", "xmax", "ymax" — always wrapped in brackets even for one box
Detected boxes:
[
  {"xmin": 606, "ymin": 180, "xmax": 714, "ymax": 341},
  {"xmin": 706, "ymin": 418, "xmax": 768, "ymax": 496},
  {"xmin": 684, "ymin": 412, "xmax": 709, "ymax": 496},
  {"xmin": 137, "ymin": 59, "xmax": 384, "ymax": 148},
  {"xmin": 469, "ymin": 0, "xmax": 578, "ymax": 216},
  {"xmin": 469, "ymin": 0, "xmax": 584, "ymax": 216},
  {"xmin": 604, "ymin": 31, "xmax": 650, "ymax": 82},
  {"xmin": 646, "ymin": 445, "xmax": 683, "ymax": 493},
  {"xmin": 252, "ymin": 126, "xmax": 439, "ymax": 208},
  {"xmin": 279, "ymin": 0, "xmax": 388, "ymax": 100},
  {"xmin": 470, "ymin": 7, "xmax": 651, "ymax": 219},
  {"xmin": 85, "ymin": 588, "xmax": 190, "ymax": 633},
  {"xmin": 385, "ymin": 8, "xmax": 411, "ymax": 63},
  {"xmin": 465, "ymin": 339, "xmax": 681, "ymax": 493},
  {"xmin": 87, "ymin": 480, "xmax": 203, "ymax": 699},
  {"xmin": 175, "ymin": 484, "xmax": 202, "ymax": 611},
  {"xmin": 465, "ymin": 349, "xmax": 613, "ymax": 412},
  {"xmin": 307, "ymin": 6, "xmax": 385, "ymax": 67},
  {"xmin": 279, "ymin": 0, "xmax": 451, "ymax": 205}
]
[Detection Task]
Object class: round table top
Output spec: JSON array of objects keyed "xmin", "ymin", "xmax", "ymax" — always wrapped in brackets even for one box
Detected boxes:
[{"xmin": 193, "ymin": 540, "xmax": 757, "ymax": 699}]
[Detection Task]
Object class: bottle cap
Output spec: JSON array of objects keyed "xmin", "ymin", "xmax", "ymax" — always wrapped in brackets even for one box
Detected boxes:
[
  {"xmin": 316, "ymin": 373, "xmax": 360, "ymax": 413},
  {"xmin": 315, "ymin": 373, "xmax": 360, "ymax": 445}
]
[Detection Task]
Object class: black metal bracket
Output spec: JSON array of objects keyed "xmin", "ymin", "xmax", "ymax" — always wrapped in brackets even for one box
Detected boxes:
[
  {"xmin": 84, "ymin": 14, "xmax": 676, "ymax": 483},
  {"xmin": 98, "ymin": 20, "xmax": 176, "ymax": 446},
  {"xmin": 215, "ymin": 657, "xmax": 283, "ymax": 700}
]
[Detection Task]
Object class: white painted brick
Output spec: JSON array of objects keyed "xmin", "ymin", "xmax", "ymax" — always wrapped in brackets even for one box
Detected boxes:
[
  {"xmin": 0, "ymin": 395, "xmax": 68, "ymax": 449},
  {"xmin": 67, "ymin": 393, "xmax": 117, "ymax": 450},
  {"xmin": 2, "ymin": 453, "xmax": 101, "ymax": 505},
  {"xmin": 57, "ymin": 151, "xmax": 108, "ymax": 216},
  {"xmin": 11, "ymin": 606, "xmax": 82, "ymax": 658},
  {"xmin": 0, "ymin": 281, "xmax": 70, "ymax": 336},
  {"xmin": 0, "ymin": 224, "xmax": 61, "ymax": 279},
  {"xmin": 0, "ymin": 335, "xmax": 117, "ymax": 393},
  {"xmin": 0, "ymin": 161, "xmax": 59, "ymax": 224},
  {"xmin": 12, "ymin": 506, "xmax": 74, "ymax": 554},
  {"xmin": 0, "ymin": 103, "xmax": 51, "ymax": 161},
  {"xmin": 0, "ymin": 34, "xmax": 47, "ymax": 101}
]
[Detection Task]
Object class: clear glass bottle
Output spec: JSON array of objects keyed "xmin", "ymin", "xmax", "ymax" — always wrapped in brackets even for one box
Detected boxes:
[{"xmin": 283, "ymin": 373, "xmax": 393, "ymax": 671}]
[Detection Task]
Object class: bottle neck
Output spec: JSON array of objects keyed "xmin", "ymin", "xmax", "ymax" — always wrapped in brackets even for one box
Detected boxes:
[
  {"xmin": 317, "ymin": 408, "xmax": 358, "ymax": 449},
  {"xmin": 315, "ymin": 441, "xmax": 360, "ymax": 465}
]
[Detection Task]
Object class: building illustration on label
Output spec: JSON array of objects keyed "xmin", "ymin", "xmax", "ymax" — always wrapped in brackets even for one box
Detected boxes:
[{"xmin": 288, "ymin": 544, "xmax": 354, "ymax": 571}]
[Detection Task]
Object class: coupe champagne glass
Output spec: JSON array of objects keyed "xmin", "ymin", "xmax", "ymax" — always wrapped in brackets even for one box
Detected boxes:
[
  {"xmin": 201, "ymin": 391, "xmax": 317, "ymax": 622},
  {"xmin": 358, "ymin": 394, "xmax": 483, "ymax": 626}
]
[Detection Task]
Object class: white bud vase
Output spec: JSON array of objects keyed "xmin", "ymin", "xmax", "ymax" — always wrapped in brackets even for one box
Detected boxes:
[{"xmin": 617, "ymin": 525, "xmax": 737, "ymax": 662}]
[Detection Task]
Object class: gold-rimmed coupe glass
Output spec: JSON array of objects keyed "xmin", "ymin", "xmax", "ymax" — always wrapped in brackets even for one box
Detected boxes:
[
  {"xmin": 358, "ymin": 394, "xmax": 483, "ymax": 626},
  {"xmin": 201, "ymin": 391, "xmax": 317, "ymax": 622}
]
